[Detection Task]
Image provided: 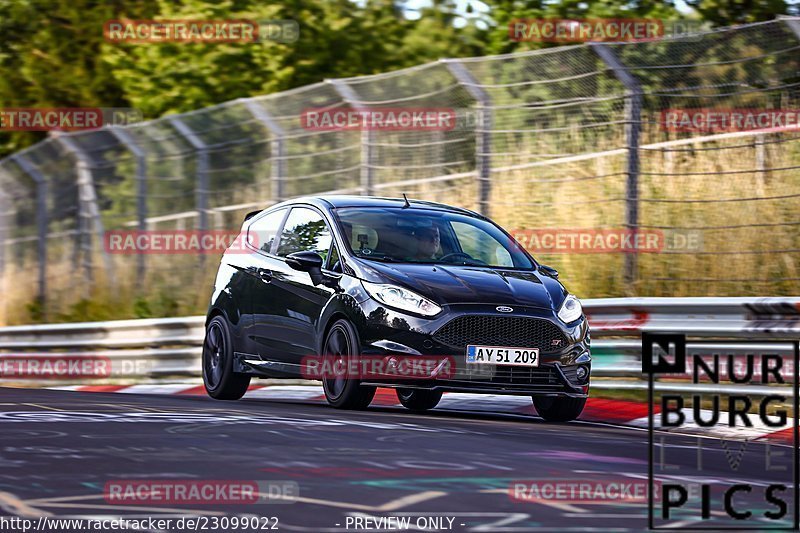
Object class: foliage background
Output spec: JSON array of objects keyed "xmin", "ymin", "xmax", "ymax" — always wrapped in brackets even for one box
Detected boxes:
[{"xmin": 3, "ymin": 0, "xmax": 797, "ymax": 157}]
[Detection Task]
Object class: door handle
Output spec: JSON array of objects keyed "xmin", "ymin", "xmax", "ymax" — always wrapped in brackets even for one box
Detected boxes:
[{"xmin": 248, "ymin": 266, "xmax": 272, "ymax": 283}]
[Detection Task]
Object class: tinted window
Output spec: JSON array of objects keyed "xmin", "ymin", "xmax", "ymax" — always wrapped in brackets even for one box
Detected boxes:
[
  {"xmin": 276, "ymin": 207, "xmax": 333, "ymax": 261},
  {"xmin": 248, "ymin": 209, "xmax": 286, "ymax": 254},
  {"xmin": 332, "ymin": 207, "xmax": 533, "ymax": 269},
  {"xmin": 451, "ymin": 221, "xmax": 513, "ymax": 267}
]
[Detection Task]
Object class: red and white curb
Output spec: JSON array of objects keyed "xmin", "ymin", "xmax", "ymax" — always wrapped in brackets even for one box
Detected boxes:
[{"xmin": 47, "ymin": 383, "xmax": 793, "ymax": 444}]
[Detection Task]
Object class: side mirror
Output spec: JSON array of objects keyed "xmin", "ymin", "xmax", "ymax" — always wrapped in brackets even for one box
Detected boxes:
[
  {"xmin": 286, "ymin": 251, "xmax": 338, "ymax": 288},
  {"xmin": 285, "ymin": 251, "xmax": 324, "ymax": 272},
  {"xmin": 538, "ymin": 264, "xmax": 559, "ymax": 279}
]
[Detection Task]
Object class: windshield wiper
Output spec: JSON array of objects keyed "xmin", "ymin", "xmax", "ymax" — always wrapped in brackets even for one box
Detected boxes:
[
  {"xmin": 357, "ymin": 254, "xmax": 399, "ymax": 263},
  {"xmin": 435, "ymin": 260, "xmax": 487, "ymax": 267}
]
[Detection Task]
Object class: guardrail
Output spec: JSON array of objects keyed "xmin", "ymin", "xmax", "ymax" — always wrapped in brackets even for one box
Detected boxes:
[
  {"xmin": 0, "ymin": 297, "xmax": 798, "ymax": 384},
  {"xmin": 0, "ymin": 317, "xmax": 205, "ymax": 380}
]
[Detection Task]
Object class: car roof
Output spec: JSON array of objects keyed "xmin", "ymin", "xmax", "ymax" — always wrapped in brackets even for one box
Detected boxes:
[{"xmin": 272, "ymin": 195, "xmax": 483, "ymax": 217}]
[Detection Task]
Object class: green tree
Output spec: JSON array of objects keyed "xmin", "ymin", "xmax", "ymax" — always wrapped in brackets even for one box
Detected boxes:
[
  {"xmin": 101, "ymin": 0, "xmax": 419, "ymax": 118},
  {"xmin": 0, "ymin": 0, "xmax": 159, "ymax": 154},
  {"xmin": 479, "ymin": 0, "xmax": 687, "ymax": 54},
  {"xmin": 400, "ymin": 0, "xmax": 487, "ymax": 63},
  {"xmin": 683, "ymin": 0, "xmax": 796, "ymax": 25}
]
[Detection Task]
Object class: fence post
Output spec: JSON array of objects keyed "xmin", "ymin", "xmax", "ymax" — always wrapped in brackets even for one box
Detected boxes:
[
  {"xmin": 0, "ymin": 167, "xmax": 12, "ymax": 325},
  {"xmin": 0, "ymin": 171, "xmax": 9, "ymax": 278},
  {"xmin": 168, "ymin": 117, "xmax": 209, "ymax": 233},
  {"xmin": 243, "ymin": 99, "xmax": 286, "ymax": 203},
  {"xmin": 780, "ymin": 15, "xmax": 800, "ymax": 200},
  {"xmin": 56, "ymin": 135, "xmax": 115, "ymax": 293},
  {"xmin": 328, "ymin": 79, "xmax": 374, "ymax": 196},
  {"xmin": 754, "ymin": 134, "xmax": 766, "ymax": 196},
  {"xmin": 10, "ymin": 154, "xmax": 48, "ymax": 316},
  {"xmin": 592, "ymin": 44, "xmax": 642, "ymax": 288},
  {"xmin": 442, "ymin": 59, "xmax": 493, "ymax": 217},
  {"xmin": 0, "ymin": 193, "xmax": 6, "ymax": 277},
  {"xmin": 111, "ymin": 127, "xmax": 148, "ymax": 289}
]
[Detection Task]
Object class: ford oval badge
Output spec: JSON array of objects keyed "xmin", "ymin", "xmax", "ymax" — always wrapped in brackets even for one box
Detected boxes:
[{"xmin": 496, "ymin": 306, "xmax": 513, "ymax": 313}]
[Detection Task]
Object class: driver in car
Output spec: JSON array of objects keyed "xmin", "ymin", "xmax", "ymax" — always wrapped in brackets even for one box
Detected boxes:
[{"xmin": 412, "ymin": 225, "xmax": 440, "ymax": 260}]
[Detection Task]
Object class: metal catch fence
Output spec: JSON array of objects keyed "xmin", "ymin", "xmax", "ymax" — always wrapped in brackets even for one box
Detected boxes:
[{"xmin": 2, "ymin": 18, "xmax": 800, "ymax": 322}]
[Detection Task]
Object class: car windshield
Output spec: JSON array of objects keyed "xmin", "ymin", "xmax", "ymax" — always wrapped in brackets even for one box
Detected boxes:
[{"xmin": 332, "ymin": 207, "xmax": 534, "ymax": 269}]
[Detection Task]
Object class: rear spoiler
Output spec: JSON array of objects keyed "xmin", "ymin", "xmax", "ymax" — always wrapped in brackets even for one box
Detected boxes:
[{"xmin": 244, "ymin": 209, "xmax": 262, "ymax": 222}]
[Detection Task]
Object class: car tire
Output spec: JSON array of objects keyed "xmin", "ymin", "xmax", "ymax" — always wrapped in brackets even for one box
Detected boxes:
[
  {"xmin": 397, "ymin": 389, "xmax": 442, "ymax": 412},
  {"xmin": 321, "ymin": 319, "xmax": 376, "ymax": 410},
  {"xmin": 203, "ymin": 315, "xmax": 251, "ymax": 400},
  {"xmin": 532, "ymin": 395, "xmax": 586, "ymax": 422}
]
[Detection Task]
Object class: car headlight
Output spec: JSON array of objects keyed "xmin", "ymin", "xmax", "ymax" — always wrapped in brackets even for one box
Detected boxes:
[
  {"xmin": 361, "ymin": 281, "xmax": 442, "ymax": 317},
  {"xmin": 558, "ymin": 294, "xmax": 582, "ymax": 324}
]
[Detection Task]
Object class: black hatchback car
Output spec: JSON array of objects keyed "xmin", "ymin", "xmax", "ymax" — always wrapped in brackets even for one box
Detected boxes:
[{"xmin": 203, "ymin": 196, "xmax": 591, "ymax": 421}]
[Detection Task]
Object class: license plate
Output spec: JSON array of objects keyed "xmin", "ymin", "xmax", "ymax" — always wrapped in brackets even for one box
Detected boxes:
[{"xmin": 466, "ymin": 345, "xmax": 539, "ymax": 367}]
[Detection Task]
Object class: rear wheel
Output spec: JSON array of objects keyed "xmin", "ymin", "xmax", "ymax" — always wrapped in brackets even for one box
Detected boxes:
[
  {"xmin": 203, "ymin": 316, "xmax": 250, "ymax": 400},
  {"xmin": 321, "ymin": 320, "xmax": 376, "ymax": 409},
  {"xmin": 397, "ymin": 389, "xmax": 442, "ymax": 412},
  {"xmin": 532, "ymin": 396, "xmax": 586, "ymax": 422}
]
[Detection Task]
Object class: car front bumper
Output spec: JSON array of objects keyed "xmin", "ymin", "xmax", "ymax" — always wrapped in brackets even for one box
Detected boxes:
[{"xmin": 354, "ymin": 300, "xmax": 591, "ymax": 397}]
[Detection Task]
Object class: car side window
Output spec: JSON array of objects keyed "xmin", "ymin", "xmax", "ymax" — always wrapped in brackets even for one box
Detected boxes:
[
  {"xmin": 327, "ymin": 243, "xmax": 342, "ymax": 273},
  {"xmin": 276, "ymin": 207, "xmax": 333, "ymax": 262},
  {"xmin": 248, "ymin": 209, "xmax": 287, "ymax": 255}
]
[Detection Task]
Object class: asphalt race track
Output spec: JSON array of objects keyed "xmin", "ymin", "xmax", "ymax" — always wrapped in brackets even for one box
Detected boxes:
[{"xmin": 0, "ymin": 387, "xmax": 793, "ymax": 532}]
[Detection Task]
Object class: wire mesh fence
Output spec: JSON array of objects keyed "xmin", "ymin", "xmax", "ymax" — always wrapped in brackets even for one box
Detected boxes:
[{"xmin": 2, "ymin": 18, "xmax": 800, "ymax": 323}]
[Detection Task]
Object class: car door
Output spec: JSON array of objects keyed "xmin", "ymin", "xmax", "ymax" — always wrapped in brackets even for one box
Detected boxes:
[
  {"xmin": 243, "ymin": 207, "xmax": 290, "ymax": 362},
  {"xmin": 248, "ymin": 206, "xmax": 334, "ymax": 364},
  {"xmin": 259, "ymin": 206, "xmax": 337, "ymax": 366}
]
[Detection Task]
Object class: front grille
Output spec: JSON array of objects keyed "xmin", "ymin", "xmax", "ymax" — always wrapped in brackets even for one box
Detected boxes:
[
  {"xmin": 433, "ymin": 315, "xmax": 568, "ymax": 352},
  {"xmin": 447, "ymin": 364, "xmax": 566, "ymax": 389},
  {"xmin": 489, "ymin": 365, "xmax": 562, "ymax": 386}
]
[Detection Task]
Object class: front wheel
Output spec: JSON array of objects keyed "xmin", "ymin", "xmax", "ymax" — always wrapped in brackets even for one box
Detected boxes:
[
  {"xmin": 397, "ymin": 389, "xmax": 442, "ymax": 412},
  {"xmin": 532, "ymin": 396, "xmax": 586, "ymax": 422},
  {"xmin": 203, "ymin": 316, "xmax": 250, "ymax": 400},
  {"xmin": 321, "ymin": 320, "xmax": 376, "ymax": 410}
]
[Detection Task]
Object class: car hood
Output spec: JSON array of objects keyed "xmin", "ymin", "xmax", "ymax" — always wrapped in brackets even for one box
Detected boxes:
[{"xmin": 354, "ymin": 260, "xmax": 565, "ymax": 309}]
